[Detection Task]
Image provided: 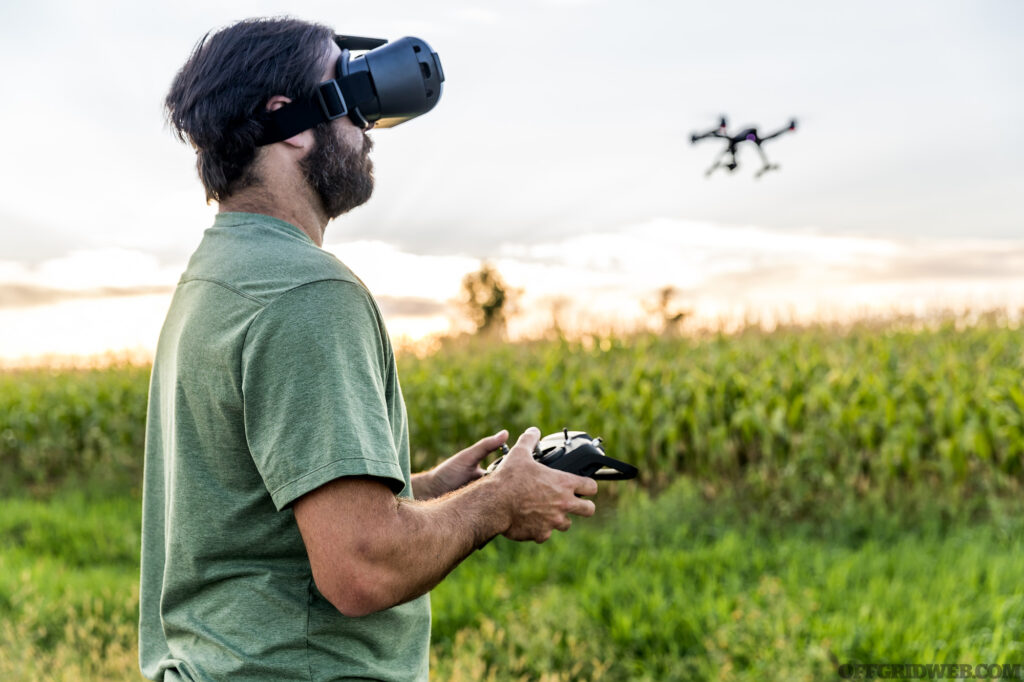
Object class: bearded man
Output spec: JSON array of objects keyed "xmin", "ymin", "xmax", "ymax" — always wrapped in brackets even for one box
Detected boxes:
[{"xmin": 139, "ymin": 17, "xmax": 598, "ymax": 682}]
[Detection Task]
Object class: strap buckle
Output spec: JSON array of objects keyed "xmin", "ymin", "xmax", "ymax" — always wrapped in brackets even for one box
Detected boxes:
[{"xmin": 315, "ymin": 80, "xmax": 348, "ymax": 121}]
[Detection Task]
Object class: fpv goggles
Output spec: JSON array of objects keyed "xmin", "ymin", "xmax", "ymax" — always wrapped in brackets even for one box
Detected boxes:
[{"xmin": 257, "ymin": 34, "xmax": 444, "ymax": 146}]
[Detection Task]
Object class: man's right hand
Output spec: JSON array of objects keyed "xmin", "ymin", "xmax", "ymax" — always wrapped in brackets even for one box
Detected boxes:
[{"xmin": 490, "ymin": 427, "xmax": 598, "ymax": 543}]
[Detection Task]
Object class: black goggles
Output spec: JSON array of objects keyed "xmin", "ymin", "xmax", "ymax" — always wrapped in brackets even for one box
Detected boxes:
[{"xmin": 257, "ymin": 34, "xmax": 444, "ymax": 146}]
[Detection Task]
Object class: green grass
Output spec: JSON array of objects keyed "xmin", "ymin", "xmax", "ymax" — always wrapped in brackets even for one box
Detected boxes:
[
  {"xmin": 430, "ymin": 482, "xmax": 1024, "ymax": 680},
  {"xmin": 2, "ymin": 483, "xmax": 1022, "ymax": 681},
  {"xmin": 0, "ymin": 494, "xmax": 140, "ymax": 680},
  {"xmin": 3, "ymin": 317, "xmax": 1024, "ymax": 679}
]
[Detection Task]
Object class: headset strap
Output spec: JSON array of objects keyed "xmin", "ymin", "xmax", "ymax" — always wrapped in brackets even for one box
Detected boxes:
[{"xmin": 256, "ymin": 72, "xmax": 376, "ymax": 146}]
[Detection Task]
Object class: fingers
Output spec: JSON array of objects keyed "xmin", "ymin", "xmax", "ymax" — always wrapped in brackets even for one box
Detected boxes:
[
  {"xmin": 570, "ymin": 473, "xmax": 599, "ymax": 497},
  {"xmin": 567, "ymin": 497, "xmax": 596, "ymax": 518},
  {"xmin": 507, "ymin": 427, "xmax": 541, "ymax": 458}
]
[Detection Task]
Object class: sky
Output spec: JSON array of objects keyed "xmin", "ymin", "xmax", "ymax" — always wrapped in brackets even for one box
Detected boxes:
[{"xmin": 0, "ymin": 0, "xmax": 1022, "ymax": 361}]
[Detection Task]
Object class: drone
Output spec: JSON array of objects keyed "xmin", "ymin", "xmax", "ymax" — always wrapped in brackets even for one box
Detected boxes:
[{"xmin": 690, "ymin": 116, "xmax": 797, "ymax": 179}]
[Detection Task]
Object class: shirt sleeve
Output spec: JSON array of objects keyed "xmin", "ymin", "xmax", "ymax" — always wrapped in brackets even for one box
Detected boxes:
[{"xmin": 241, "ymin": 279, "xmax": 406, "ymax": 511}]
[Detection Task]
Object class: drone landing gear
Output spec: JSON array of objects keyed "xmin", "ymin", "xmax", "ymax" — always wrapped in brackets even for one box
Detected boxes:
[
  {"xmin": 704, "ymin": 150, "xmax": 739, "ymax": 178},
  {"xmin": 752, "ymin": 145, "xmax": 779, "ymax": 179}
]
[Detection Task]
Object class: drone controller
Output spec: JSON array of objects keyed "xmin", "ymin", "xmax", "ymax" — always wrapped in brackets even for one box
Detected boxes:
[{"xmin": 486, "ymin": 429, "xmax": 638, "ymax": 480}]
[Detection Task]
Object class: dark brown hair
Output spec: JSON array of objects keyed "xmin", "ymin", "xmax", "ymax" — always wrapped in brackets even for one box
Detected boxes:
[{"xmin": 165, "ymin": 17, "xmax": 334, "ymax": 202}]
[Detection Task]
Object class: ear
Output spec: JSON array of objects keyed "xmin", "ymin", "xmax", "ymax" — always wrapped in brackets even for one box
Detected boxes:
[
  {"xmin": 264, "ymin": 95, "xmax": 313, "ymax": 150},
  {"xmin": 265, "ymin": 95, "xmax": 291, "ymax": 112}
]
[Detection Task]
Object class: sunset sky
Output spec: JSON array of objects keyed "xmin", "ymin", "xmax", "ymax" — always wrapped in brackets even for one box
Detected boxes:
[{"xmin": 1, "ymin": 0, "xmax": 1022, "ymax": 361}]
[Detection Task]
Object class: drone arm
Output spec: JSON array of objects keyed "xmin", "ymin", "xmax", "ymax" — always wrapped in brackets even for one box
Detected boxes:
[
  {"xmin": 760, "ymin": 120, "xmax": 797, "ymax": 143},
  {"xmin": 690, "ymin": 129, "xmax": 725, "ymax": 144}
]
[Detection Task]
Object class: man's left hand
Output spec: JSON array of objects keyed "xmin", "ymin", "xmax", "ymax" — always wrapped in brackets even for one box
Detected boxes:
[{"xmin": 413, "ymin": 430, "xmax": 509, "ymax": 500}]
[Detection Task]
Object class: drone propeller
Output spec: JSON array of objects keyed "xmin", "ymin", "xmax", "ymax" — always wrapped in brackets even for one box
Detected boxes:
[
  {"xmin": 690, "ymin": 114, "xmax": 730, "ymax": 144},
  {"xmin": 759, "ymin": 117, "xmax": 799, "ymax": 143}
]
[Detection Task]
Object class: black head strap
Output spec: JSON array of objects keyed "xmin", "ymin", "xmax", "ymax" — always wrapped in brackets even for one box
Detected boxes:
[{"xmin": 256, "ymin": 71, "xmax": 377, "ymax": 145}]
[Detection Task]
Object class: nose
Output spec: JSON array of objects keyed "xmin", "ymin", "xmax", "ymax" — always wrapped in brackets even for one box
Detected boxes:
[{"xmin": 365, "ymin": 122, "xmax": 376, "ymax": 131}]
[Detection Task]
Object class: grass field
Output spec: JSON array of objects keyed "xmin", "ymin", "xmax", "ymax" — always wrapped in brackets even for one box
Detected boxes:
[
  {"xmin": 2, "ymin": 315, "xmax": 1023, "ymax": 680},
  {"xmin": 2, "ymin": 483, "xmax": 1022, "ymax": 681}
]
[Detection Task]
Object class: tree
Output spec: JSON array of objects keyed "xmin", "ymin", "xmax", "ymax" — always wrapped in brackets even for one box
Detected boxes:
[
  {"xmin": 459, "ymin": 262, "xmax": 518, "ymax": 338},
  {"xmin": 646, "ymin": 285, "xmax": 690, "ymax": 336}
]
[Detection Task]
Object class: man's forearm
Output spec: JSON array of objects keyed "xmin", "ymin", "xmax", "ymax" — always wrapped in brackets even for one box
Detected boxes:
[
  {"xmin": 386, "ymin": 476, "xmax": 509, "ymax": 599},
  {"xmin": 312, "ymin": 475, "xmax": 510, "ymax": 617},
  {"xmin": 298, "ymin": 428, "xmax": 595, "ymax": 618}
]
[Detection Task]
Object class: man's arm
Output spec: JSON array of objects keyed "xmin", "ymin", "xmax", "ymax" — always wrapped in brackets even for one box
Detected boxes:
[{"xmin": 293, "ymin": 428, "xmax": 597, "ymax": 617}]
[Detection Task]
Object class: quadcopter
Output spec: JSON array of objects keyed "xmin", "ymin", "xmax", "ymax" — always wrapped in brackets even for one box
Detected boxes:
[{"xmin": 690, "ymin": 116, "xmax": 797, "ymax": 179}]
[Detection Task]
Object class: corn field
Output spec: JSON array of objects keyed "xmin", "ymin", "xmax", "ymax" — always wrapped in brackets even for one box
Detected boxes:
[{"xmin": 2, "ymin": 314, "xmax": 1022, "ymax": 502}]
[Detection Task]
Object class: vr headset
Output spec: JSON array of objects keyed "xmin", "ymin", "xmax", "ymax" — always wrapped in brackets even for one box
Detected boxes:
[{"xmin": 257, "ymin": 34, "xmax": 444, "ymax": 146}]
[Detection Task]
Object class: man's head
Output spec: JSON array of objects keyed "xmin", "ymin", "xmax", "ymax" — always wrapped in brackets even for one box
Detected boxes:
[{"xmin": 166, "ymin": 17, "xmax": 374, "ymax": 216}]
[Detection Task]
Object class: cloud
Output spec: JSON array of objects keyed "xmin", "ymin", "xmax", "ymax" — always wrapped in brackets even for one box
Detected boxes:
[
  {"xmin": 849, "ymin": 243, "xmax": 1024, "ymax": 282},
  {"xmin": 323, "ymin": 239, "xmax": 479, "ymax": 301},
  {"xmin": 4, "ymin": 214, "xmax": 1024, "ymax": 358},
  {"xmin": 329, "ymin": 220, "xmax": 1024, "ymax": 332},
  {"xmin": 483, "ymin": 219, "xmax": 1024, "ymax": 335},
  {"xmin": 0, "ymin": 283, "xmax": 175, "ymax": 310},
  {"xmin": 0, "ymin": 247, "xmax": 184, "ymax": 318},
  {"xmin": 0, "ymin": 247, "xmax": 183, "ymax": 298},
  {"xmin": 374, "ymin": 295, "xmax": 447, "ymax": 317}
]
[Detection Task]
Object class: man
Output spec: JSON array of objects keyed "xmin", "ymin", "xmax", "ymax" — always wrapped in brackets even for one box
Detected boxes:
[{"xmin": 139, "ymin": 17, "xmax": 598, "ymax": 682}]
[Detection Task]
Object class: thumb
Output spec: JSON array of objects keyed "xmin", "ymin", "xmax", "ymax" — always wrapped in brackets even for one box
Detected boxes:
[
  {"xmin": 458, "ymin": 429, "xmax": 509, "ymax": 465},
  {"xmin": 507, "ymin": 427, "xmax": 541, "ymax": 459}
]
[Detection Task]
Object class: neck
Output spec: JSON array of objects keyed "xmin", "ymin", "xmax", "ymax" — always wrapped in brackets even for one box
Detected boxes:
[{"xmin": 218, "ymin": 178, "xmax": 329, "ymax": 246}]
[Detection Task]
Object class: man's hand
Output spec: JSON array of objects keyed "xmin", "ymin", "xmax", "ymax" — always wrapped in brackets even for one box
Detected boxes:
[
  {"xmin": 413, "ymin": 430, "xmax": 509, "ymax": 500},
  {"xmin": 491, "ymin": 427, "xmax": 598, "ymax": 543}
]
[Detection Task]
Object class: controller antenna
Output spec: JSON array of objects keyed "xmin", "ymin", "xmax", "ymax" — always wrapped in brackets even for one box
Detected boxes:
[{"xmin": 563, "ymin": 427, "xmax": 570, "ymax": 444}]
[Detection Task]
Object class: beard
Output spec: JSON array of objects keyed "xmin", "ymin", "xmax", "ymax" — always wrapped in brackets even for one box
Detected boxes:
[{"xmin": 300, "ymin": 123, "xmax": 375, "ymax": 220}]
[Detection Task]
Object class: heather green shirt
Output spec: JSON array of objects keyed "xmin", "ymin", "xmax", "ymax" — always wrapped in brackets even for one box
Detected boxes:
[{"xmin": 139, "ymin": 212, "xmax": 429, "ymax": 681}]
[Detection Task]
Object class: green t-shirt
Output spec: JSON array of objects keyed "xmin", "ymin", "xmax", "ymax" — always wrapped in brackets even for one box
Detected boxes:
[{"xmin": 139, "ymin": 212, "xmax": 430, "ymax": 681}]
